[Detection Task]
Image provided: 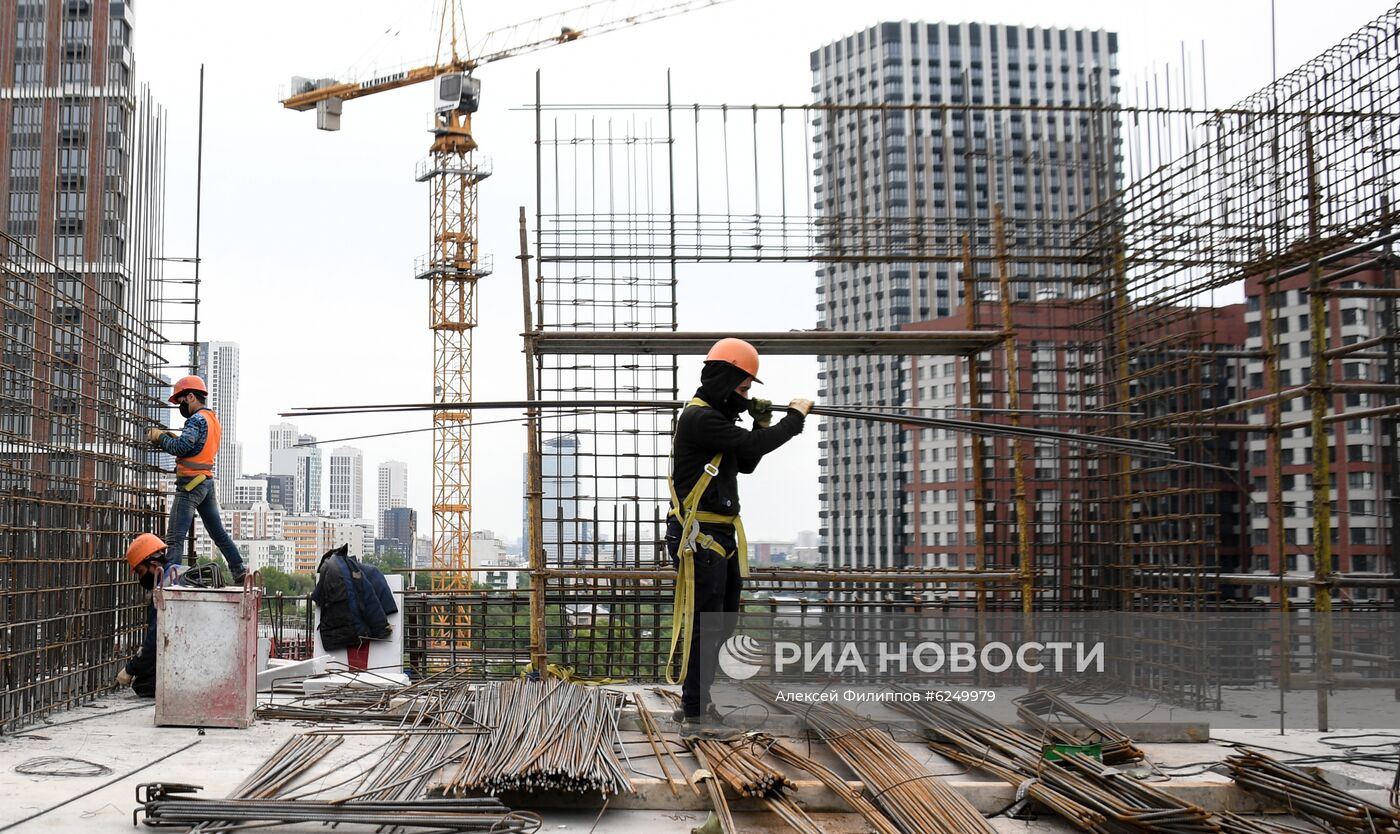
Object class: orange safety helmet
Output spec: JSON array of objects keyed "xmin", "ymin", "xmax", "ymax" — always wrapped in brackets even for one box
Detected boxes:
[
  {"xmin": 169, "ymin": 375, "xmax": 207, "ymax": 404},
  {"xmin": 705, "ymin": 338, "xmax": 762, "ymax": 383},
  {"xmin": 125, "ymin": 533, "xmax": 168, "ymax": 571}
]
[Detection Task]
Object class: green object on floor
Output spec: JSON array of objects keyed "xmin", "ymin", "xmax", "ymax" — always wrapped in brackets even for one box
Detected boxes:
[
  {"xmin": 691, "ymin": 812, "xmax": 722, "ymax": 834},
  {"xmin": 1041, "ymin": 742, "xmax": 1103, "ymax": 762}
]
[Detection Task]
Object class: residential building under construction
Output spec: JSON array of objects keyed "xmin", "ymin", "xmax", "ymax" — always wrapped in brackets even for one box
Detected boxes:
[{"xmin": 3, "ymin": 1, "xmax": 1400, "ymax": 832}]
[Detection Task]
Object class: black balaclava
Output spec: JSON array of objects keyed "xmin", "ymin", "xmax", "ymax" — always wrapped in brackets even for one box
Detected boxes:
[
  {"xmin": 696, "ymin": 360, "xmax": 753, "ymax": 419},
  {"xmin": 138, "ymin": 557, "xmax": 167, "ymax": 590}
]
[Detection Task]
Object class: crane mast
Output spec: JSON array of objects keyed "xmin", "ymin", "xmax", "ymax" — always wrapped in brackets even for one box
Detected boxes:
[
  {"xmin": 421, "ymin": 94, "xmax": 486, "ymax": 592},
  {"xmin": 282, "ymin": 0, "xmax": 729, "ymax": 604}
]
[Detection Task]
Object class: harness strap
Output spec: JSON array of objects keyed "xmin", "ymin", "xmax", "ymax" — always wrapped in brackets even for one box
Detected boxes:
[{"xmin": 665, "ymin": 397, "xmax": 749, "ymax": 686}]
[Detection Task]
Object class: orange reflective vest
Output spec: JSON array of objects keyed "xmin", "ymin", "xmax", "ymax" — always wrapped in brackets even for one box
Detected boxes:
[{"xmin": 176, "ymin": 407, "xmax": 220, "ymax": 479}]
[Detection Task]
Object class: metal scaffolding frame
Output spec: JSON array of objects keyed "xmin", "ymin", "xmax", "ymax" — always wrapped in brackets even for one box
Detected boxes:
[{"xmin": 387, "ymin": 7, "xmax": 1400, "ymax": 710}]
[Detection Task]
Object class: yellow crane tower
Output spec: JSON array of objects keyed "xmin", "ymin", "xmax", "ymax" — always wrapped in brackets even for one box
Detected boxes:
[{"xmin": 281, "ymin": 1, "xmax": 726, "ymax": 592}]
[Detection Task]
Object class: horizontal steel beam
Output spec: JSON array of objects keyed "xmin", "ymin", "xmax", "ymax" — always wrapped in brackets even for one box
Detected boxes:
[{"xmin": 527, "ymin": 330, "xmax": 1004, "ymax": 356}]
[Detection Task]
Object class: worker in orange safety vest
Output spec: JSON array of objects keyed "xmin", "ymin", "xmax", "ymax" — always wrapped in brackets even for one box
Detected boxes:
[{"xmin": 144, "ymin": 375, "xmax": 247, "ymax": 582}]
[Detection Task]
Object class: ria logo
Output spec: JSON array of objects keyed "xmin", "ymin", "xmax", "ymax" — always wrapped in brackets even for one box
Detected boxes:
[{"xmin": 717, "ymin": 635, "xmax": 768, "ymax": 680}]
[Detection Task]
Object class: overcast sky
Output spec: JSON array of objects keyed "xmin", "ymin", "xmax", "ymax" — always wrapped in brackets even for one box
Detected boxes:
[{"xmin": 134, "ymin": 0, "xmax": 1391, "ymax": 545}]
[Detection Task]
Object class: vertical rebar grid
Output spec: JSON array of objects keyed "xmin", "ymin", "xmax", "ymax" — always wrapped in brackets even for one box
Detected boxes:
[
  {"xmin": 0, "ymin": 231, "xmax": 166, "ymax": 730},
  {"xmin": 534, "ymin": 77, "xmax": 679, "ymax": 680}
]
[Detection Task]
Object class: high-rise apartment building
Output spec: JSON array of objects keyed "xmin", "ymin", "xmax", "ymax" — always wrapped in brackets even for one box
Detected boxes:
[
  {"xmin": 521, "ymin": 435, "xmax": 594, "ymax": 564},
  {"xmin": 903, "ymin": 301, "xmax": 1244, "ymax": 602},
  {"xmin": 268, "ymin": 422, "xmax": 299, "ymax": 470},
  {"xmin": 197, "ymin": 341, "xmax": 240, "ymax": 500},
  {"xmin": 328, "ymin": 445, "xmax": 363, "ymax": 520},
  {"xmin": 377, "ymin": 460, "xmax": 408, "ymax": 533},
  {"xmin": 811, "ymin": 22, "xmax": 1118, "ymax": 568},
  {"xmin": 258, "ymin": 472, "xmax": 295, "ymax": 513},
  {"xmin": 377, "ymin": 506, "xmax": 417, "ymax": 563},
  {"xmin": 1241, "ymin": 266, "xmax": 1395, "ymax": 602},
  {"xmin": 2, "ymin": 1, "xmax": 161, "ymax": 262},
  {"xmin": 231, "ymin": 477, "xmax": 267, "ymax": 508},
  {"xmin": 0, "ymin": 0, "xmax": 165, "ymax": 503},
  {"xmin": 269, "ymin": 431, "xmax": 321, "ymax": 515},
  {"xmin": 295, "ymin": 435, "xmax": 321, "ymax": 515}
]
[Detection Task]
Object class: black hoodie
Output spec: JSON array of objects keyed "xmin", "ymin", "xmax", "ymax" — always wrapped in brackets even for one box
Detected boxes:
[{"xmin": 669, "ymin": 361, "xmax": 805, "ymax": 518}]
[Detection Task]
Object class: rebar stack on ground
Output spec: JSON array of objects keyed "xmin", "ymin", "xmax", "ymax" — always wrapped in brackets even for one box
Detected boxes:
[
  {"xmin": 762, "ymin": 737, "xmax": 903, "ymax": 834},
  {"xmin": 444, "ymin": 679, "xmax": 633, "ymax": 796},
  {"xmin": 347, "ymin": 684, "xmax": 480, "ymax": 801},
  {"xmin": 632, "ymin": 692, "xmax": 694, "ymax": 797},
  {"xmin": 751, "ymin": 684, "xmax": 997, "ymax": 834},
  {"xmin": 889, "ymin": 693, "xmax": 1285, "ymax": 834},
  {"xmin": 185, "ymin": 735, "xmax": 344, "ymax": 834},
  {"xmin": 688, "ymin": 738, "xmax": 738, "ymax": 834},
  {"xmin": 135, "ymin": 784, "xmax": 542, "ymax": 832},
  {"xmin": 1015, "ymin": 689, "xmax": 1146, "ymax": 765},
  {"xmin": 256, "ymin": 667, "xmax": 480, "ymax": 724},
  {"xmin": 685, "ymin": 734, "xmax": 828, "ymax": 834},
  {"xmin": 1226, "ymin": 749, "xmax": 1400, "ymax": 833},
  {"xmin": 224, "ymin": 735, "xmax": 344, "ymax": 799},
  {"xmin": 688, "ymin": 736, "xmax": 794, "ymax": 797}
]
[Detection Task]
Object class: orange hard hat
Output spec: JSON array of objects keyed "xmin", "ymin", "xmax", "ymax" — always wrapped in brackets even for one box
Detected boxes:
[
  {"xmin": 126, "ymin": 533, "xmax": 167, "ymax": 570},
  {"xmin": 705, "ymin": 338, "xmax": 762, "ymax": 383},
  {"xmin": 169, "ymin": 375, "xmax": 207, "ymax": 403}
]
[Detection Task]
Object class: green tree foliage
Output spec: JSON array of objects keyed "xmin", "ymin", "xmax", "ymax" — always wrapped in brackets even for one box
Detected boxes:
[
  {"xmin": 259, "ymin": 566, "xmax": 314, "ymax": 597},
  {"xmin": 365, "ymin": 549, "xmax": 406, "ymax": 572}
]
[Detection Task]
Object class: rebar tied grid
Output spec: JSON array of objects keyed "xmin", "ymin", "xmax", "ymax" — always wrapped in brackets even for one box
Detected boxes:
[
  {"xmin": 0, "ymin": 226, "xmax": 168, "ymax": 732},
  {"xmin": 1064, "ymin": 5, "xmax": 1400, "ymax": 721}
]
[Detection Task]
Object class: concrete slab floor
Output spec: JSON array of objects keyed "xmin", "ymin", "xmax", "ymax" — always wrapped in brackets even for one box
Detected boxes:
[{"xmin": 0, "ymin": 692, "xmax": 1391, "ymax": 833}]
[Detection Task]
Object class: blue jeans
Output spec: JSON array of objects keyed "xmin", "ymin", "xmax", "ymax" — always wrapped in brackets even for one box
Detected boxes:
[{"xmin": 166, "ymin": 478, "xmax": 245, "ymax": 574}]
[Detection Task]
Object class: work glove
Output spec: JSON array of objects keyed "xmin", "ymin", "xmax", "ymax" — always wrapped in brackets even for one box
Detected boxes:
[
  {"xmin": 144, "ymin": 427, "xmax": 165, "ymax": 446},
  {"xmin": 788, "ymin": 398, "xmax": 814, "ymax": 416},
  {"xmin": 748, "ymin": 398, "xmax": 773, "ymax": 428},
  {"xmin": 116, "ymin": 668, "xmax": 133, "ymax": 687}
]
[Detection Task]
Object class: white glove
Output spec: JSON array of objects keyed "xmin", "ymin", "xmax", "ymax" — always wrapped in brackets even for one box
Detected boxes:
[{"xmin": 116, "ymin": 668, "xmax": 133, "ymax": 687}]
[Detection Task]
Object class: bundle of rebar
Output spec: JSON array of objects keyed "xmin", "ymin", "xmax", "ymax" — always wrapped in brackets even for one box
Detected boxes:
[
  {"xmin": 1226, "ymin": 749, "xmax": 1400, "ymax": 833},
  {"xmin": 1014, "ymin": 689, "xmax": 1145, "ymax": 765},
  {"xmin": 688, "ymin": 737, "xmax": 794, "ymax": 798},
  {"xmin": 763, "ymin": 737, "xmax": 903, "ymax": 834},
  {"xmin": 683, "ymin": 735, "xmax": 821, "ymax": 834},
  {"xmin": 751, "ymin": 684, "xmax": 997, "ymax": 834},
  {"xmin": 136, "ymin": 784, "xmax": 541, "ymax": 832},
  {"xmin": 890, "ymin": 693, "xmax": 1284, "ymax": 834},
  {"xmin": 443, "ymin": 679, "xmax": 633, "ymax": 796}
]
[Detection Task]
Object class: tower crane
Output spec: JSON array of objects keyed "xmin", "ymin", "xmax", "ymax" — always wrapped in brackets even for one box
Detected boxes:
[{"xmin": 281, "ymin": 1, "xmax": 727, "ymax": 592}]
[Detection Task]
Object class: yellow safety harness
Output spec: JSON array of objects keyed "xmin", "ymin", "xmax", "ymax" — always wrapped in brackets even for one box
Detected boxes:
[{"xmin": 665, "ymin": 397, "xmax": 749, "ymax": 685}]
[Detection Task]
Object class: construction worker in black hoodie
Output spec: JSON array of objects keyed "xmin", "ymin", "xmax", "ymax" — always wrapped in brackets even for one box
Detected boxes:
[{"xmin": 665, "ymin": 337, "xmax": 812, "ymax": 735}]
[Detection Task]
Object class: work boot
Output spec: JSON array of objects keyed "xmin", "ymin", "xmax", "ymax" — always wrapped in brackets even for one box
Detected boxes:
[
  {"xmin": 231, "ymin": 568, "xmax": 248, "ymax": 585},
  {"xmin": 672, "ymin": 703, "xmax": 724, "ymax": 723},
  {"xmin": 680, "ymin": 714, "xmax": 741, "ymax": 740}
]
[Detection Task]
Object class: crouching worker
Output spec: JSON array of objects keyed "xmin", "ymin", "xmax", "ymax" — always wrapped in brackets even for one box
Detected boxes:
[{"xmin": 115, "ymin": 534, "xmax": 181, "ymax": 697}]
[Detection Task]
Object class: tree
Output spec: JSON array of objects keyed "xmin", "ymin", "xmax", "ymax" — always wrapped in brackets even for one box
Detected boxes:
[
  {"xmin": 365, "ymin": 548, "xmax": 406, "ymax": 573},
  {"xmin": 259, "ymin": 566, "xmax": 314, "ymax": 597}
]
